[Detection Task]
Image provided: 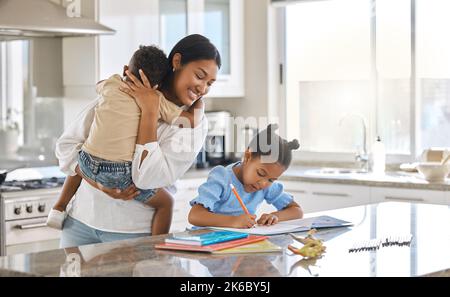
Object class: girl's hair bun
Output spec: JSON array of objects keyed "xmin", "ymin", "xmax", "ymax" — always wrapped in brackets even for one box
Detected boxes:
[{"xmin": 287, "ymin": 139, "xmax": 300, "ymax": 150}]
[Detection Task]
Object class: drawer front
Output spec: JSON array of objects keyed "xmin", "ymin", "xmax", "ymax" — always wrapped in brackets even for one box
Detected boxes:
[
  {"xmin": 371, "ymin": 187, "xmax": 447, "ymax": 205},
  {"xmin": 297, "ymin": 183, "xmax": 370, "ymax": 213},
  {"xmin": 174, "ymin": 178, "xmax": 206, "ymax": 192},
  {"xmin": 281, "ymin": 181, "xmax": 310, "ymax": 195},
  {"xmin": 5, "ymin": 218, "xmax": 61, "ymax": 246}
]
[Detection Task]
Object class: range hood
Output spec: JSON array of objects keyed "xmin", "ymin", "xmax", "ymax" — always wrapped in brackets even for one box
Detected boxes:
[{"xmin": 0, "ymin": 0, "xmax": 115, "ymax": 40}]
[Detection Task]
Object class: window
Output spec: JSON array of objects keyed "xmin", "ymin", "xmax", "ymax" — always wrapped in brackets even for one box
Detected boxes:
[
  {"xmin": 283, "ymin": 0, "xmax": 450, "ymax": 161},
  {"xmin": 417, "ymin": 0, "xmax": 450, "ymax": 152},
  {"xmin": 160, "ymin": 0, "xmax": 188, "ymax": 54},
  {"xmin": 285, "ymin": 0, "xmax": 372, "ymax": 153}
]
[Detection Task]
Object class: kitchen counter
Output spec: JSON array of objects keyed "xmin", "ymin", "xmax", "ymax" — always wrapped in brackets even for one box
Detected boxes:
[
  {"xmin": 0, "ymin": 202, "xmax": 448, "ymax": 277},
  {"xmin": 182, "ymin": 166, "xmax": 450, "ymax": 191},
  {"xmin": 282, "ymin": 167, "xmax": 450, "ymax": 191}
]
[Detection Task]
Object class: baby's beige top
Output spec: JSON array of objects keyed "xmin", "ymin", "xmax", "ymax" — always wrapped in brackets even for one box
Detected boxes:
[{"xmin": 82, "ymin": 74, "xmax": 182, "ymax": 162}]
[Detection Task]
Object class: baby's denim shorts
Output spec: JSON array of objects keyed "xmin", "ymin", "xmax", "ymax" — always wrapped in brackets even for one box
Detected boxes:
[{"xmin": 78, "ymin": 150, "xmax": 157, "ymax": 204}]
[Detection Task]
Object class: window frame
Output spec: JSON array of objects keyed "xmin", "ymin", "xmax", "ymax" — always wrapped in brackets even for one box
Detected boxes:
[{"xmin": 276, "ymin": 0, "xmax": 419, "ymax": 164}]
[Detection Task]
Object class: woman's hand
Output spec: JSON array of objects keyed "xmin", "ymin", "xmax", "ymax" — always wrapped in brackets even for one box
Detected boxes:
[
  {"xmin": 75, "ymin": 165, "xmax": 140, "ymax": 201},
  {"xmin": 257, "ymin": 213, "xmax": 279, "ymax": 226},
  {"xmin": 119, "ymin": 69, "xmax": 160, "ymax": 115}
]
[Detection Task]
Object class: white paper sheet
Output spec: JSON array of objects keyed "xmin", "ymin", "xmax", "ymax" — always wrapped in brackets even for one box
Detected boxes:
[{"xmin": 209, "ymin": 217, "xmax": 317, "ymax": 235}]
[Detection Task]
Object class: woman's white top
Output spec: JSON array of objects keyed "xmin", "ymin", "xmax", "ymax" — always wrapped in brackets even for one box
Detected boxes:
[{"xmin": 55, "ymin": 98, "xmax": 208, "ymax": 233}]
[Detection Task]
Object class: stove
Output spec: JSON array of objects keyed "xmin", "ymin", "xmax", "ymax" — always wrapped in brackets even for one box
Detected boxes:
[
  {"xmin": 0, "ymin": 177, "xmax": 65, "ymax": 192},
  {"xmin": 0, "ymin": 167, "xmax": 66, "ymax": 256}
]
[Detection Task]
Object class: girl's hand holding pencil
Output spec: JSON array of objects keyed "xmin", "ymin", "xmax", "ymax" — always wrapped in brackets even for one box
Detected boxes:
[
  {"xmin": 231, "ymin": 214, "xmax": 257, "ymax": 229},
  {"xmin": 230, "ymin": 184, "xmax": 257, "ymax": 228}
]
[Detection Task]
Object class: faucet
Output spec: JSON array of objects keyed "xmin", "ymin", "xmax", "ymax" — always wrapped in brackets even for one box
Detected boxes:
[{"xmin": 339, "ymin": 114, "xmax": 369, "ymax": 172}]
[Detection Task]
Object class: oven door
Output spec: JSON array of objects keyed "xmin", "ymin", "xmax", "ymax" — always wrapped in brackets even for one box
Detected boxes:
[{"xmin": 5, "ymin": 217, "xmax": 61, "ymax": 255}]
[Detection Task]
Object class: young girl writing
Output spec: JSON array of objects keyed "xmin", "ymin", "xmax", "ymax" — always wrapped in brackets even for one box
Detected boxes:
[{"xmin": 188, "ymin": 124, "xmax": 303, "ymax": 228}]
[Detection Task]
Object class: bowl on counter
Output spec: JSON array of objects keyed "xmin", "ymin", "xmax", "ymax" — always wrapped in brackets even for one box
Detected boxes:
[{"xmin": 416, "ymin": 162, "xmax": 450, "ymax": 182}]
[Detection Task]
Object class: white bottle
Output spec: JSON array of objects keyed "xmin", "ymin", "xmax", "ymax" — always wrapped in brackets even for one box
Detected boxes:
[{"xmin": 372, "ymin": 136, "xmax": 386, "ymax": 174}]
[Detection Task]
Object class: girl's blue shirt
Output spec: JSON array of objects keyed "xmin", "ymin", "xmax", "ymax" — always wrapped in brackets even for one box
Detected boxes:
[{"xmin": 189, "ymin": 162, "xmax": 293, "ymax": 216}]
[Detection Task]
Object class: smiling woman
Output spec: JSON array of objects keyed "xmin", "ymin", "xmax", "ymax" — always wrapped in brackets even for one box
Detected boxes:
[
  {"xmin": 55, "ymin": 34, "xmax": 222, "ymax": 248},
  {"xmin": 160, "ymin": 34, "xmax": 221, "ymax": 107}
]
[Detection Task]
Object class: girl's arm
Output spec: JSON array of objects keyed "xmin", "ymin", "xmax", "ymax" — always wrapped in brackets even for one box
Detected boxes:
[
  {"xmin": 188, "ymin": 204, "xmax": 257, "ymax": 229},
  {"xmin": 258, "ymin": 182, "xmax": 304, "ymax": 225},
  {"xmin": 258, "ymin": 201, "xmax": 303, "ymax": 225}
]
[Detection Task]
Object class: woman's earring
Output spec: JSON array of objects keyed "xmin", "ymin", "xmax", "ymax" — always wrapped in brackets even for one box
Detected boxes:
[{"xmin": 172, "ymin": 67, "xmax": 175, "ymax": 72}]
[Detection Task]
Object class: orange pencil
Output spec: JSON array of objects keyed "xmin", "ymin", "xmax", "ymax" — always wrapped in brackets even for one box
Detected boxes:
[{"xmin": 230, "ymin": 184, "xmax": 250, "ymax": 215}]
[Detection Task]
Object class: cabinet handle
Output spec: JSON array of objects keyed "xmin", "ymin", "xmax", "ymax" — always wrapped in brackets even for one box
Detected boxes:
[
  {"xmin": 16, "ymin": 222, "xmax": 48, "ymax": 230},
  {"xmin": 384, "ymin": 196, "xmax": 424, "ymax": 202},
  {"xmin": 286, "ymin": 190, "xmax": 306, "ymax": 194},
  {"xmin": 312, "ymin": 192, "xmax": 349, "ymax": 197}
]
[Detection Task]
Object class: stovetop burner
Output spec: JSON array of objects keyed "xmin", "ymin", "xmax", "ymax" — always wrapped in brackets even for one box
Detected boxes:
[{"xmin": 0, "ymin": 177, "xmax": 66, "ymax": 192}]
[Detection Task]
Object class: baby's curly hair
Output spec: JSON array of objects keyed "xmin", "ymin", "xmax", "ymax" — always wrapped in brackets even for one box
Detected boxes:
[{"xmin": 128, "ymin": 45, "xmax": 169, "ymax": 87}]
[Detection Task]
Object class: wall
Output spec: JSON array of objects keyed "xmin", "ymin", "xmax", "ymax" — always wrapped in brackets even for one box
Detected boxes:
[
  {"xmin": 205, "ymin": 0, "xmax": 272, "ymax": 121},
  {"xmin": 61, "ymin": 0, "xmax": 277, "ymax": 128}
]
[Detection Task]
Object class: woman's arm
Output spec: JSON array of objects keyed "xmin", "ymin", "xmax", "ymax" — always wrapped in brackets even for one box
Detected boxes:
[
  {"xmin": 120, "ymin": 70, "xmax": 208, "ymax": 189},
  {"xmin": 56, "ymin": 97, "xmax": 139, "ymax": 201},
  {"xmin": 188, "ymin": 204, "xmax": 257, "ymax": 229},
  {"xmin": 55, "ymin": 99, "xmax": 97, "ymax": 176}
]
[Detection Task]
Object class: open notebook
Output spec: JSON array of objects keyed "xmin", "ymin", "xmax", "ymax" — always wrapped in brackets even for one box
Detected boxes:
[{"xmin": 208, "ymin": 215, "xmax": 353, "ymax": 236}]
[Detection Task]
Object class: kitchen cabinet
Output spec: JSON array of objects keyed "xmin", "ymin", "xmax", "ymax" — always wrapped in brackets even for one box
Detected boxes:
[
  {"xmin": 63, "ymin": 0, "xmax": 244, "ymax": 98},
  {"xmin": 170, "ymin": 177, "xmax": 207, "ymax": 233},
  {"xmin": 281, "ymin": 181, "xmax": 371, "ymax": 214},
  {"xmin": 159, "ymin": 0, "xmax": 244, "ymax": 97},
  {"xmin": 370, "ymin": 187, "xmax": 447, "ymax": 206},
  {"xmin": 280, "ymin": 179, "xmax": 449, "ymax": 214}
]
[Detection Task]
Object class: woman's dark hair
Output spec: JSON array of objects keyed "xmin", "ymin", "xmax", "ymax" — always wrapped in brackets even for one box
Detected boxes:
[
  {"xmin": 168, "ymin": 34, "xmax": 221, "ymax": 69},
  {"xmin": 247, "ymin": 124, "xmax": 300, "ymax": 168},
  {"xmin": 160, "ymin": 34, "xmax": 221, "ymax": 90}
]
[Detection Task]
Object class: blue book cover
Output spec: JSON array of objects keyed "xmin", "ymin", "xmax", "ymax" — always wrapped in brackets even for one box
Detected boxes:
[{"xmin": 165, "ymin": 231, "xmax": 248, "ymax": 246}]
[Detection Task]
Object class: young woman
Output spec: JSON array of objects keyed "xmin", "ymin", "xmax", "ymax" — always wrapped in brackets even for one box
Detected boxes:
[{"xmin": 57, "ymin": 34, "xmax": 221, "ymax": 248}]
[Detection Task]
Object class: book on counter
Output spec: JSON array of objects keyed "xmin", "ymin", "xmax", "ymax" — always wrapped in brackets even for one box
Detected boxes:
[
  {"xmin": 165, "ymin": 230, "xmax": 249, "ymax": 246},
  {"xmin": 213, "ymin": 239, "xmax": 282, "ymax": 254},
  {"xmin": 155, "ymin": 235, "xmax": 268, "ymax": 253}
]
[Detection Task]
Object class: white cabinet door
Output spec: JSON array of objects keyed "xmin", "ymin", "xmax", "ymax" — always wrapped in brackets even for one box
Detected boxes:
[
  {"xmin": 200, "ymin": 0, "xmax": 244, "ymax": 97},
  {"xmin": 280, "ymin": 180, "xmax": 312, "ymax": 212},
  {"xmin": 370, "ymin": 187, "xmax": 447, "ymax": 205},
  {"xmin": 307, "ymin": 183, "xmax": 370, "ymax": 212},
  {"xmin": 447, "ymin": 191, "xmax": 450, "ymax": 205},
  {"xmin": 63, "ymin": 0, "xmax": 244, "ymax": 98},
  {"xmin": 63, "ymin": 0, "xmax": 159, "ymax": 97},
  {"xmin": 171, "ymin": 189, "xmax": 197, "ymax": 232},
  {"xmin": 161, "ymin": 0, "xmax": 244, "ymax": 97},
  {"xmin": 281, "ymin": 181, "xmax": 370, "ymax": 213},
  {"xmin": 170, "ymin": 177, "xmax": 206, "ymax": 232},
  {"xmin": 98, "ymin": 0, "xmax": 159, "ymax": 80}
]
